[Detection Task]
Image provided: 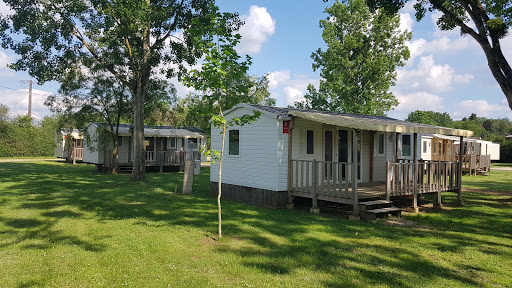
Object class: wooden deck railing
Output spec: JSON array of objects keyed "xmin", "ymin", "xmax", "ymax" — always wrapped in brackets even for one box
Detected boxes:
[
  {"xmin": 71, "ymin": 148, "xmax": 83, "ymax": 160},
  {"xmin": 462, "ymin": 154, "xmax": 491, "ymax": 175},
  {"xmin": 386, "ymin": 161, "xmax": 460, "ymax": 198},
  {"xmin": 105, "ymin": 150, "xmax": 200, "ymax": 168},
  {"xmin": 291, "ymin": 159, "xmax": 354, "ymax": 199}
]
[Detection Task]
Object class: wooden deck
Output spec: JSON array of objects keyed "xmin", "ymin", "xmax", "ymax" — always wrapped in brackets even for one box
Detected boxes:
[
  {"xmin": 289, "ymin": 159, "xmax": 463, "ymax": 210},
  {"xmin": 291, "ymin": 182, "xmax": 386, "ymax": 205}
]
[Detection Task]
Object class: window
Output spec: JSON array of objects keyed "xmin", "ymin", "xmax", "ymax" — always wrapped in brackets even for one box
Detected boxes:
[
  {"xmin": 117, "ymin": 136, "xmax": 123, "ymax": 147},
  {"xmin": 377, "ymin": 133, "xmax": 384, "ymax": 155},
  {"xmin": 306, "ymin": 130, "xmax": 314, "ymax": 154},
  {"xmin": 170, "ymin": 137, "xmax": 176, "ymax": 148},
  {"xmin": 402, "ymin": 134, "xmax": 411, "ymax": 157},
  {"xmin": 188, "ymin": 138, "xmax": 198, "ymax": 149},
  {"xmin": 75, "ymin": 139, "xmax": 83, "ymax": 148},
  {"xmin": 229, "ymin": 130, "xmax": 239, "ymax": 155},
  {"xmin": 423, "ymin": 141, "xmax": 427, "ymax": 153}
]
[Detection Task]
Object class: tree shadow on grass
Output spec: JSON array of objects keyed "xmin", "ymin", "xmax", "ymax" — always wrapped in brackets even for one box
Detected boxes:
[{"xmin": 1, "ymin": 161, "xmax": 511, "ymax": 286}]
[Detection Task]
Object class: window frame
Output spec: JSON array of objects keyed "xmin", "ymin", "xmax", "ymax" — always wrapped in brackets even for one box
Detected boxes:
[
  {"xmin": 306, "ymin": 129, "xmax": 314, "ymax": 155},
  {"xmin": 228, "ymin": 129, "xmax": 240, "ymax": 156},
  {"xmin": 401, "ymin": 133, "xmax": 413, "ymax": 159},
  {"xmin": 375, "ymin": 133, "xmax": 385, "ymax": 155}
]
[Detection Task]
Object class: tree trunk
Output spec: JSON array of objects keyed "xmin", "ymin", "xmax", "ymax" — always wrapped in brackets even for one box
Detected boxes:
[
  {"xmin": 482, "ymin": 46, "xmax": 512, "ymax": 110},
  {"xmin": 131, "ymin": 87, "xmax": 146, "ymax": 181},
  {"xmin": 217, "ymin": 121, "xmax": 226, "ymax": 239},
  {"xmin": 111, "ymin": 139, "xmax": 119, "ymax": 174}
]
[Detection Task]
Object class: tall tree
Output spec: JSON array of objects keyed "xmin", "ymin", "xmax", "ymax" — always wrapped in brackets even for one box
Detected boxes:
[
  {"xmin": 184, "ymin": 13, "xmax": 260, "ymax": 239},
  {"xmin": 406, "ymin": 110, "xmax": 453, "ymax": 127},
  {"xmin": 47, "ymin": 72, "xmax": 174, "ymax": 173},
  {"xmin": 0, "ymin": 0, "xmax": 235, "ymax": 180},
  {"xmin": 364, "ymin": 0, "xmax": 512, "ymax": 111},
  {"xmin": 178, "ymin": 74, "xmax": 275, "ymax": 134},
  {"xmin": 297, "ymin": 0, "xmax": 411, "ymax": 115}
]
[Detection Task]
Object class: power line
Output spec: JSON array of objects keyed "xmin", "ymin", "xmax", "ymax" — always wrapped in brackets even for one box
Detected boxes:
[{"xmin": 0, "ymin": 84, "xmax": 55, "ymax": 97}]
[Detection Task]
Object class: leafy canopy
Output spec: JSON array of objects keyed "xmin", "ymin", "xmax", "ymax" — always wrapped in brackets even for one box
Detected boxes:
[{"xmin": 296, "ymin": 0, "xmax": 411, "ymax": 115}]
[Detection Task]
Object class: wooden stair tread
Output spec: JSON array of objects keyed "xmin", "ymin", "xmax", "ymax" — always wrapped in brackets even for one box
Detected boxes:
[
  {"xmin": 366, "ymin": 207, "xmax": 402, "ymax": 214},
  {"xmin": 359, "ymin": 200, "xmax": 392, "ymax": 206}
]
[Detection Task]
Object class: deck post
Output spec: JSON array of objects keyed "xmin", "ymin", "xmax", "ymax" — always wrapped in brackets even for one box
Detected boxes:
[
  {"xmin": 310, "ymin": 159, "xmax": 319, "ymax": 214},
  {"xmin": 386, "ymin": 161, "xmax": 391, "ymax": 201},
  {"xmin": 287, "ymin": 118, "xmax": 294, "ymax": 209},
  {"xmin": 351, "ymin": 129, "xmax": 359, "ymax": 218},
  {"xmin": 412, "ymin": 133, "xmax": 418, "ymax": 212},
  {"xmin": 456, "ymin": 136, "xmax": 464, "ymax": 205}
]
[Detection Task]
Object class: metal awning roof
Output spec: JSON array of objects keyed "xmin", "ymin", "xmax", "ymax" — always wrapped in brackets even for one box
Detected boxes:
[
  {"xmin": 289, "ymin": 110, "xmax": 473, "ymax": 137},
  {"xmin": 115, "ymin": 126, "xmax": 204, "ymax": 138}
]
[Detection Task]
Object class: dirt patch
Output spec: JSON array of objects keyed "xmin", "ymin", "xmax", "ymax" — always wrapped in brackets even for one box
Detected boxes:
[
  {"xmin": 491, "ymin": 167, "xmax": 512, "ymax": 171},
  {"xmin": 462, "ymin": 188, "xmax": 512, "ymax": 196},
  {"xmin": 199, "ymin": 235, "xmax": 217, "ymax": 245},
  {"xmin": 385, "ymin": 218, "xmax": 418, "ymax": 227}
]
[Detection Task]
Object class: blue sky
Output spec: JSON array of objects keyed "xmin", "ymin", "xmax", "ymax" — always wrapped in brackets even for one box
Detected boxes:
[{"xmin": 1, "ymin": 0, "xmax": 511, "ymax": 121}]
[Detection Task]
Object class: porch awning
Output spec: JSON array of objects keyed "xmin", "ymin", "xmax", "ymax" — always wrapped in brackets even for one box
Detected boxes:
[
  {"xmin": 289, "ymin": 110, "xmax": 473, "ymax": 137},
  {"xmin": 116, "ymin": 127, "xmax": 204, "ymax": 138}
]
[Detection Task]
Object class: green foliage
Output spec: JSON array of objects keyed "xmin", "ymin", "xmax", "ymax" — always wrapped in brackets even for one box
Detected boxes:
[
  {"xmin": 0, "ymin": 115, "xmax": 59, "ymax": 157},
  {"xmin": 500, "ymin": 139, "xmax": 512, "ymax": 163},
  {"xmin": 364, "ymin": 0, "xmax": 512, "ymax": 110},
  {"xmin": 406, "ymin": 110, "xmax": 453, "ymax": 127},
  {"xmin": 296, "ymin": 0, "xmax": 411, "ymax": 115},
  {"xmin": 174, "ymin": 75, "xmax": 274, "ymax": 135}
]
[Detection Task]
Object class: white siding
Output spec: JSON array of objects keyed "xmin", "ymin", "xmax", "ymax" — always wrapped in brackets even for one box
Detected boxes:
[
  {"xmin": 421, "ymin": 138, "xmax": 432, "ymax": 161},
  {"xmin": 488, "ymin": 143, "xmax": 500, "ymax": 160},
  {"xmin": 210, "ymin": 107, "xmax": 283, "ymax": 191},
  {"xmin": 82, "ymin": 124, "xmax": 101, "ymax": 164}
]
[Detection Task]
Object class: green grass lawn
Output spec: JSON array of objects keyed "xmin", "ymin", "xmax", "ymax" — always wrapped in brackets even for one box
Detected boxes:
[{"xmin": 1, "ymin": 161, "xmax": 511, "ymax": 287}]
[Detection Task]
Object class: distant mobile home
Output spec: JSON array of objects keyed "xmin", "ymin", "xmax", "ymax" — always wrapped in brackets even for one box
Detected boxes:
[
  {"xmin": 55, "ymin": 129, "xmax": 84, "ymax": 162},
  {"xmin": 83, "ymin": 123, "xmax": 206, "ymax": 171},
  {"xmin": 211, "ymin": 104, "xmax": 473, "ymax": 217},
  {"xmin": 420, "ymin": 134, "xmax": 500, "ymax": 175}
]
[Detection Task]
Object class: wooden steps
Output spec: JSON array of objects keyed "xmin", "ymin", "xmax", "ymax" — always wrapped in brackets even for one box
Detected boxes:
[
  {"xmin": 118, "ymin": 166, "xmax": 133, "ymax": 174},
  {"xmin": 359, "ymin": 199, "xmax": 401, "ymax": 220}
]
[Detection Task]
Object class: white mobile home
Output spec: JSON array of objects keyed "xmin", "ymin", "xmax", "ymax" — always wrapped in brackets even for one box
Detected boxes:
[
  {"xmin": 211, "ymin": 104, "xmax": 473, "ymax": 215},
  {"xmin": 55, "ymin": 129, "xmax": 84, "ymax": 162},
  {"xmin": 83, "ymin": 123, "xmax": 205, "ymax": 171}
]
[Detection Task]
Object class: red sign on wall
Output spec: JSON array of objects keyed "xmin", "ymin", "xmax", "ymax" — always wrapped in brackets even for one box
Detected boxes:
[{"xmin": 283, "ymin": 120, "xmax": 290, "ymax": 134}]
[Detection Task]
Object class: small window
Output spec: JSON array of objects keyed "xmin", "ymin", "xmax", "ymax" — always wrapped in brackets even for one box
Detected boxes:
[
  {"xmin": 75, "ymin": 139, "xmax": 83, "ymax": 148},
  {"xmin": 306, "ymin": 130, "xmax": 314, "ymax": 154},
  {"xmin": 117, "ymin": 136, "xmax": 123, "ymax": 147},
  {"xmin": 188, "ymin": 138, "xmax": 198, "ymax": 149},
  {"xmin": 170, "ymin": 137, "xmax": 176, "ymax": 148},
  {"xmin": 229, "ymin": 130, "xmax": 239, "ymax": 155},
  {"xmin": 423, "ymin": 141, "xmax": 427, "ymax": 153},
  {"xmin": 377, "ymin": 133, "xmax": 384, "ymax": 155},
  {"xmin": 402, "ymin": 134, "xmax": 411, "ymax": 157},
  {"xmin": 439, "ymin": 142, "xmax": 442, "ymax": 155}
]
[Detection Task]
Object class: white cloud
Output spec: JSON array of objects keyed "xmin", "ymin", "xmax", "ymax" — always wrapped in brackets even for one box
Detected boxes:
[
  {"xmin": 237, "ymin": 6, "xmax": 276, "ymax": 54},
  {"xmin": 0, "ymin": 0, "xmax": 13, "ymax": 16},
  {"xmin": 398, "ymin": 56, "xmax": 452, "ymax": 92},
  {"xmin": 398, "ymin": 55, "xmax": 474, "ymax": 93},
  {"xmin": 453, "ymin": 100, "xmax": 512, "ymax": 119},
  {"xmin": 392, "ymin": 91, "xmax": 444, "ymax": 118},
  {"xmin": 283, "ymin": 86, "xmax": 304, "ymax": 104},
  {"xmin": 266, "ymin": 70, "xmax": 291, "ymax": 89},
  {"xmin": 453, "ymin": 74, "xmax": 474, "ymax": 84},
  {"xmin": 266, "ymin": 70, "xmax": 319, "ymax": 106},
  {"xmin": 0, "ymin": 50, "xmax": 12, "ymax": 69},
  {"xmin": 399, "ymin": 13, "xmax": 413, "ymax": 33},
  {"xmin": 0, "ymin": 88, "xmax": 53, "ymax": 119}
]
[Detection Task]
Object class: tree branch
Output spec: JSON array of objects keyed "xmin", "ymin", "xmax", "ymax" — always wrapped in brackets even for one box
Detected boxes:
[{"xmin": 71, "ymin": 27, "xmax": 131, "ymax": 88}]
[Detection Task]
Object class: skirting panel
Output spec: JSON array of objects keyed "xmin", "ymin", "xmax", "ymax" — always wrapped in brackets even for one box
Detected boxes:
[{"xmin": 211, "ymin": 182, "xmax": 288, "ymax": 209}]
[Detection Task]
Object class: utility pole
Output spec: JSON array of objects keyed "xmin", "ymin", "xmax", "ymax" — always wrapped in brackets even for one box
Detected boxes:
[
  {"xmin": 28, "ymin": 80, "xmax": 32, "ymax": 118},
  {"xmin": 21, "ymin": 80, "xmax": 33, "ymax": 118}
]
